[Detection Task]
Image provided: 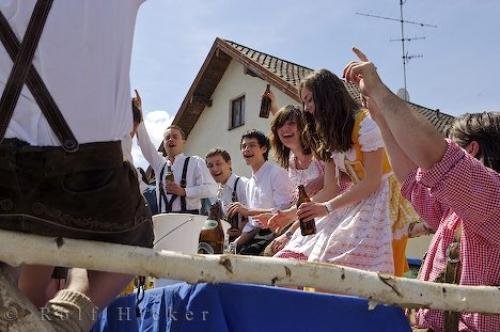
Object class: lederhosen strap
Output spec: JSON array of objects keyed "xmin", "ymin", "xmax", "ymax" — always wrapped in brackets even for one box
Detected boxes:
[
  {"xmin": 232, "ymin": 176, "xmax": 240, "ymax": 203},
  {"xmin": 443, "ymin": 225, "xmax": 461, "ymax": 332},
  {"xmin": 433, "ymin": 224, "xmax": 461, "ymax": 332},
  {"xmin": 229, "ymin": 176, "xmax": 241, "ymax": 230},
  {"xmin": 179, "ymin": 157, "xmax": 190, "ymax": 212},
  {"xmin": 158, "ymin": 157, "xmax": 191, "ymax": 213},
  {"xmin": 157, "ymin": 162, "xmax": 168, "ymax": 213},
  {"xmin": 0, "ymin": 0, "xmax": 78, "ymax": 152}
]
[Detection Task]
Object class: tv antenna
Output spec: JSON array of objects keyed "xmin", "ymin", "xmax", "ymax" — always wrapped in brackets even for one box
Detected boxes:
[{"xmin": 356, "ymin": 1, "xmax": 437, "ymax": 101}]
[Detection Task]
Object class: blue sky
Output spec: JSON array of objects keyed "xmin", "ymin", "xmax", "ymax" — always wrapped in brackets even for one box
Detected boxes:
[{"xmin": 130, "ymin": 0, "xmax": 500, "ymax": 168}]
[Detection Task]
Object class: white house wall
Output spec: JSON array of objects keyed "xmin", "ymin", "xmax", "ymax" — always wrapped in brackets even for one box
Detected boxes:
[{"xmin": 184, "ymin": 59, "xmax": 298, "ymax": 177}]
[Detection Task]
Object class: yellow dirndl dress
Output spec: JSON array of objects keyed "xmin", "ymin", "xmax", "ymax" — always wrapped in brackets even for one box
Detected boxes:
[{"xmin": 309, "ymin": 110, "xmax": 418, "ymax": 276}]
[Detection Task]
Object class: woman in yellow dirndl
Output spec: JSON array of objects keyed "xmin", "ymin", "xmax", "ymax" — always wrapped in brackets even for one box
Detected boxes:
[{"xmin": 297, "ymin": 69, "xmax": 417, "ymax": 275}]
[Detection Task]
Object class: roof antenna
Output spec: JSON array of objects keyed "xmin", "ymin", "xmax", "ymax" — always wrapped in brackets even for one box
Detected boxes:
[{"xmin": 356, "ymin": 0, "xmax": 437, "ymax": 101}]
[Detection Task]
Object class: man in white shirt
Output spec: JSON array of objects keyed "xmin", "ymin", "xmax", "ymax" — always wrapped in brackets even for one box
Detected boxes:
[
  {"xmin": 205, "ymin": 147, "xmax": 248, "ymax": 241},
  {"xmin": 228, "ymin": 130, "xmax": 294, "ymax": 255},
  {"xmin": 0, "ymin": 1, "xmax": 152, "ymax": 330},
  {"xmin": 136, "ymin": 122, "xmax": 218, "ymax": 214}
]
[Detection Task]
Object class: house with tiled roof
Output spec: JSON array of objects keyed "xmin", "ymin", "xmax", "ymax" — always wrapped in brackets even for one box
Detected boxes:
[
  {"xmin": 165, "ymin": 37, "xmax": 445, "ymax": 258},
  {"xmin": 170, "ymin": 38, "xmax": 454, "ymax": 178}
]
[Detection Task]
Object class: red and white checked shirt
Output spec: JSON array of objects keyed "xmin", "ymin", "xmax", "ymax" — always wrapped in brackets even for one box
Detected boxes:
[{"xmin": 401, "ymin": 140, "xmax": 500, "ymax": 332}]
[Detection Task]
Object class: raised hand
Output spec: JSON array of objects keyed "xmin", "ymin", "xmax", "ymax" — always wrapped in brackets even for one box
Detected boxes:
[
  {"xmin": 132, "ymin": 89, "xmax": 142, "ymax": 111},
  {"xmin": 264, "ymin": 89, "xmax": 279, "ymax": 116},
  {"xmin": 342, "ymin": 48, "xmax": 385, "ymax": 99}
]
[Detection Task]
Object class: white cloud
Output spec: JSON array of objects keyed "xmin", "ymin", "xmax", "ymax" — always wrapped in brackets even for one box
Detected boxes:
[{"xmin": 132, "ymin": 110, "xmax": 173, "ymax": 170}]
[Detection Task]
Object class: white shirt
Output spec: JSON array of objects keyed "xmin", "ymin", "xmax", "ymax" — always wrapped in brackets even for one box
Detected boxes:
[
  {"xmin": 243, "ymin": 161, "xmax": 294, "ymax": 233},
  {"xmin": 0, "ymin": 1, "xmax": 145, "ymax": 146},
  {"xmin": 136, "ymin": 122, "xmax": 217, "ymax": 212},
  {"xmin": 219, "ymin": 173, "xmax": 249, "ymax": 220}
]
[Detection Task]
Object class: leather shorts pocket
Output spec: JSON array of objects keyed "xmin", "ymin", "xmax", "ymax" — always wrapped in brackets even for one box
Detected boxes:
[{"xmin": 62, "ymin": 168, "xmax": 116, "ymax": 193}]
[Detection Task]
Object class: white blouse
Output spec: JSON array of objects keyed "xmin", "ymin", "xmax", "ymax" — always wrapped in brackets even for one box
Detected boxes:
[{"xmin": 331, "ymin": 115, "xmax": 385, "ymax": 180}]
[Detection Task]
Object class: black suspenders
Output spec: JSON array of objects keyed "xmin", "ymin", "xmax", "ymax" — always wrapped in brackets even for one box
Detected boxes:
[
  {"xmin": 158, "ymin": 157, "xmax": 190, "ymax": 213},
  {"xmin": 232, "ymin": 176, "xmax": 240, "ymax": 202},
  {"xmin": 0, "ymin": 0, "xmax": 78, "ymax": 151},
  {"xmin": 179, "ymin": 157, "xmax": 190, "ymax": 212}
]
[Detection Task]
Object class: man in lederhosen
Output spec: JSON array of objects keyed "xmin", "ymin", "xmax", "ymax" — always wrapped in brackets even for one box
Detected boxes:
[{"xmin": 0, "ymin": 1, "xmax": 153, "ymax": 330}]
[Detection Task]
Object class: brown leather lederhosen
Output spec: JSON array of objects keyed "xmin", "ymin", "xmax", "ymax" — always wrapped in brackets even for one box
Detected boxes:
[
  {"xmin": 434, "ymin": 225, "xmax": 462, "ymax": 332},
  {"xmin": 412, "ymin": 225, "xmax": 461, "ymax": 332},
  {"xmin": 0, "ymin": 1, "xmax": 153, "ymax": 248}
]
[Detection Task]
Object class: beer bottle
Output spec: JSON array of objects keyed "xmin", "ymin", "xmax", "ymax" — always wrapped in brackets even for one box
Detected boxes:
[
  {"xmin": 227, "ymin": 213, "xmax": 239, "ymax": 243},
  {"xmin": 259, "ymin": 84, "xmax": 271, "ymax": 118},
  {"xmin": 198, "ymin": 201, "xmax": 225, "ymax": 254},
  {"xmin": 297, "ymin": 185, "xmax": 316, "ymax": 236},
  {"xmin": 165, "ymin": 159, "xmax": 174, "ymax": 182},
  {"xmin": 227, "ymin": 184, "xmax": 240, "ymax": 242}
]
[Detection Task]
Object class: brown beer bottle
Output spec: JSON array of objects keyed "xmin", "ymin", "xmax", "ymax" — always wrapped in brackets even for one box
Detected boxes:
[
  {"xmin": 227, "ymin": 213, "xmax": 239, "ymax": 243},
  {"xmin": 165, "ymin": 160, "xmax": 174, "ymax": 182},
  {"xmin": 259, "ymin": 84, "xmax": 271, "ymax": 118},
  {"xmin": 297, "ymin": 185, "xmax": 316, "ymax": 236},
  {"xmin": 198, "ymin": 201, "xmax": 225, "ymax": 254}
]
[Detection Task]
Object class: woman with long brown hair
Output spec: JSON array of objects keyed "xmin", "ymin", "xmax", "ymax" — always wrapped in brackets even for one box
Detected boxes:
[
  {"xmin": 258, "ymin": 103, "xmax": 325, "ymax": 256},
  {"xmin": 293, "ymin": 69, "xmax": 416, "ymax": 275}
]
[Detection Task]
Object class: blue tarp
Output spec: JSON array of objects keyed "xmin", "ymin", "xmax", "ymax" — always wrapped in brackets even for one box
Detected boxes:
[{"xmin": 92, "ymin": 282, "xmax": 411, "ymax": 332}]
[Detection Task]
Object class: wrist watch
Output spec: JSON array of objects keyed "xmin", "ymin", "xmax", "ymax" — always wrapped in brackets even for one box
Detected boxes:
[
  {"xmin": 285, "ymin": 231, "xmax": 294, "ymax": 239},
  {"xmin": 324, "ymin": 201, "xmax": 335, "ymax": 214}
]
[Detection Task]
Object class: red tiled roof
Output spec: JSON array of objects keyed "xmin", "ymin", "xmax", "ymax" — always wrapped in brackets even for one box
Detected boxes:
[{"xmin": 171, "ymin": 38, "xmax": 454, "ymax": 141}]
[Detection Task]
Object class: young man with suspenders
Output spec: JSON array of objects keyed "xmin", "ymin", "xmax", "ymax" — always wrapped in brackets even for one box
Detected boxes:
[
  {"xmin": 0, "ymin": 1, "xmax": 153, "ymax": 330},
  {"xmin": 205, "ymin": 148, "xmax": 249, "ymax": 242},
  {"xmin": 136, "ymin": 120, "xmax": 217, "ymax": 214}
]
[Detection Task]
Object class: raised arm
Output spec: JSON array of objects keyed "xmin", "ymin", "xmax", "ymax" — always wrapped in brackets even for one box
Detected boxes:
[
  {"xmin": 363, "ymin": 96, "xmax": 417, "ymax": 181},
  {"xmin": 400, "ymin": 170, "xmax": 446, "ymax": 231},
  {"xmin": 265, "ymin": 89, "xmax": 279, "ymax": 117},
  {"xmin": 344, "ymin": 48, "xmax": 448, "ymax": 171},
  {"xmin": 415, "ymin": 141, "xmax": 500, "ymax": 244},
  {"xmin": 135, "ymin": 121, "xmax": 164, "ymax": 172}
]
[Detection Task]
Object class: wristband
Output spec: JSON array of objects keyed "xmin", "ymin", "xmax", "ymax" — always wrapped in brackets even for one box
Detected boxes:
[{"xmin": 324, "ymin": 201, "xmax": 335, "ymax": 214}]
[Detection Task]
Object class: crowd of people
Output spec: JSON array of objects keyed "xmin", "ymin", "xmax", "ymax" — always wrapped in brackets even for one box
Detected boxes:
[
  {"xmin": 130, "ymin": 60, "xmax": 499, "ymax": 331},
  {"xmin": 0, "ymin": 2, "xmax": 499, "ymax": 332}
]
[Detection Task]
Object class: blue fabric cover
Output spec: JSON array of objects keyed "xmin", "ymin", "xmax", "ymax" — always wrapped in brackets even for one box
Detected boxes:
[{"xmin": 92, "ymin": 282, "xmax": 411, "ymax": 332}]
